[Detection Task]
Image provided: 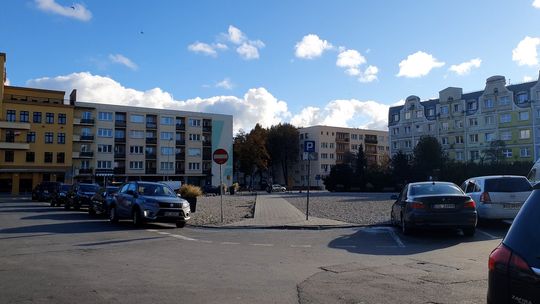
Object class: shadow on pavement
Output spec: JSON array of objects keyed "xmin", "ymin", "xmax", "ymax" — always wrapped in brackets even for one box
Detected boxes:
[{"xmin": 22, "ymin": 212, "xmax": 95, "ymax": 221}]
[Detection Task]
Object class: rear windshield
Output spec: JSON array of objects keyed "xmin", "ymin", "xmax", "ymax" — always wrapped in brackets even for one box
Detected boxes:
[
  {"xmin": 80, "ymin": 185, "xmax": 99, "ymax": 192},
  {"xmin": 484, "ymin": 178, "xmax": 532, "ymax": 192},
  {"xmin": 409, "ymin": 183, "xmax": 463, "ymax": 196}
]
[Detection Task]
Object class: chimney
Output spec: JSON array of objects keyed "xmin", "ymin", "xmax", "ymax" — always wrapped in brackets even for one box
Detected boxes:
[
  {"xmin": 0, "ymin": 52, "xmax": 6, "ymax": 106},
  {"xmin": 69, "ymin": 89, "xmax": 77, "ymax": 106}
]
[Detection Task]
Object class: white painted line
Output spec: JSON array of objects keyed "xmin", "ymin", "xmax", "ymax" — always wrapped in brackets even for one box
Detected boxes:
[
  {"xmin": 146, "ymin": 229, "xmax": 159, "ymax": 232},
  {"xmin": 250, "ymin": 243, "xmax": 274, "ymax": 247},
  {"xmin": 157, "ymin": 232, "xmax": 171, "ymax": 235},
  {"xmin": 170, "ymin": 234, "xmax": 197, "ymax": 241},
  {"xmin": 290, "ymin": 245, "xmax": 312, "ymax": 248},
  {"xmin": 197, "ymin": 240, "xmax": 213, "ymax": 243},
  {"xmin": 477, "ymin": 229, "xmax": 499, "ymax": 240},
  {"xmin": 384, "ymin": 227, "xmax": 406, "ymax": 248},
  {"xmin": 221, "ymin": 242, "xmax": 240, "ymax": 245}
]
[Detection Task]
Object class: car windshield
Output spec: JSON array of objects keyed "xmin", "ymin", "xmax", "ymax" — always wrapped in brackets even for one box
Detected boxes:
[
  {"xmin": 409, "ymin": 183, "xmax": 463, "ymax": 196},
  {"xmin": 137, "ymin": 184, "xmax": 176, "ymax": 197},
  {"xmin": 484, "ymin": 178, "xmax": 532, "ymax": 192},
  {"xmin": 80, "ymin": 185, "xmax": 99, "ymax": 192}
]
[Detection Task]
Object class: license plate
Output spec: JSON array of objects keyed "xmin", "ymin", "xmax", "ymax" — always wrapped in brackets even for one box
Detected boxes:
[
  {"xmin": 433, "ymin": 204, "xmax": 455, "ymax": 209},
  {"xmin": 503, "ymin": 203, "xmax": 521, "ymax": 209},
  {"xmin": 165, "ymin": 212, "xmax": 179, "ymax": 217}
]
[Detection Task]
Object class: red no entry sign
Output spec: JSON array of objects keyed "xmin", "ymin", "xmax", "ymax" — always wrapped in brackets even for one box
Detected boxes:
[{"xmin": 213, "ymin": 149, "xmax": 229, "ymax": 165}]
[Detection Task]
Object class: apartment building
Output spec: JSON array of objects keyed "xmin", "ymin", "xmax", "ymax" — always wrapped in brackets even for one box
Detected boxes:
[
  {"xmin": 294, "ymin": 125, "xmax": 389, "ymax": 189},
  {"xmin": 388, "ymin": 73, "xmax": 540, "ymax": 162},
  {"xmin": 0, "ymin": 53, "xmax": 75, "ymax": 194}
]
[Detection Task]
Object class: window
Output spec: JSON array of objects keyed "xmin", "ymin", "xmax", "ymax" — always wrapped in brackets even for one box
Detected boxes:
[
  {"xmin": 189, "ymin": 134, "xmax": 201, "ymax": 141},
  {"xmin": 441, "ymin": 122, "xmax": 449, "ymax": 131},
  {"xmin": 416, "ymin": 110, "xmax": 423, "ymax": 118},
  {"xmin": 456, "ymin": 151, "xmax": 464, "ymax": 161},
  {"xmin": 428, "ymin": 124, "xmax": 434, "ymax": 132},
  {"xmin": 20, "ymin": 111, "xmax": 29, "ymax": 122},
  {"xmin": 469, "ymin": 134, "xmax": 479, "ymax": 143},
  {"xmin": 320, "ymin": 153, "xmax": 328, "ymax": 159},
  {"xmin": 485, "ymin": 133, "xmax": 496, "ymax": 142},
  {"xmin": 160, "ymin": 162, "xmax": 174, "ymax": 171},
  {"xmin": 161, "ymin": 132, "xmax": 174, "ymax": 140},
  {"xmin": 521, "ymin": 147, "xmax": 531, "ymax": 158},
  {"xmin": 468, "ymin": 118, "xmax": 478, "ymax": 126},
  {"xmin": 130, "ymin": 130, "xmax": 145, "ymax": 139},
  {"xmin": 97, "ymin": 161, "xmax": 112, "ymax": 169},
  {"xmin": 26, "ymin": 152, "xmax": 35, "ymax": 163},
  {"xmin": 82, "ymin": 111, "xmax": 93, "ymax": 120},
  {"xmin": 500, "ymin": 114, "xmax": 511, "ymax": 123},
  {"xmin": 57, "ymin": 133, "xmax": 65, "ymax": 144},
  {"xmin": 520, "ymin": 129, "xmax": 531, "ymax": 139},
  {"xmin": 45, "ymin": 132, "xmax": 54, "ymax": 144},
  {"xmin": 115, "ymin": 129, "xmax": 126, "ymax": 139},
  {"xmin": 321, "ymin": 164, "xmax": 329, "ymax": 172},
  {"xmin": 46, "ymin": 113, "xmax": 54, "ymax": 124},
  {"xmin": 57, "ymin": 152, "xmax": 65, "ymax": 163},
  {"xmin": 392, "ymin": 113, "xmax": 399, "ymax": 122},
  {"xmin": 98, "ymin": 144, "xmax": 113, "ymax": 153},
  {"xmin": 161, "ymin": 116, "xmax": 174, "ymax": 125},
  {"xmin": 499, "ymin": 96, "xmax": 510, "ymax": 106},
  {"xmin": 352, "ymin": 144, "xmax": 358, "ymax": 150},
  {"xmin": 329, "ymin": 143, "xmax": 334, "ymax": 148},
  {"xmin": 484, "ymin": 99, "xmax": 494, "ymax": 108},
  {"xmin": 453, "ymin": 104, "xmax": 460, "ymax": 113},
  {"xmin": 351, "ymin": 134, "xmax": 358, "ymax": 140},
  {"xmin": 161, "ymin": 147, "xmax": 175, "ymax": 155},
  {"xmin": 6, "ymin": 110, "xmax": 16, "ymax": 122},
  {"xmin": 466, "ymin": 101, "xmax": 477, "ymax": 111},
  {"xmin": 129, "ymin": 161, "xmax": 144, "ymax": 170},
  {"xmin": 519, "ymin": 111, "xmax": 529, "ymax": 121},
  {"xmin": 98, "ymin": 128, "xmax": 113, "ymax": 137},
  {"xmin": 470, "ymin": 150, "xmax": 480, "ymax": 161},
  {"xmin": 98, "ymin": 112, "xmax": 113, "ymax": 121},
  {"xmin": 187, "ymin": 148, "xmax": 201, "ymax": 156},
  {"xmin": 516, "ymin": 93, "xmax": 528, "ymax": 104},
  {"xmin": 189, "ymin": 118, "xmax": 201, "ymax": 127},
  {"xmin": 81, "ymin": 127, "xmax": 92, "ymax": 136},
  {"xmin": 4, "ymin": 151, "xmax": 14, "ymax": 162},
  {"xmin": 502, "ymin": 149, "xmax": 513, "ymax": 158},
  {"xmin": 405, "ymin": 140, "xmax": 412, "ymax": 148},
  {"xmin": 455, "ymin": 136, "xmax": 464, "ymax": 144},
  {"xmin": 80, "ymin": 160, "xmax": 90, "ymax": 169},
  {"xmin": 485, "ymin": 116, "xmax": 495, "ymax": 125},
  {"xmin": 405, "ymin": 112, "xmax": 411, "ymax": 120},
  {"xmin": 130, "ymin": 146, "xmax": 144, "ymax": 154},
  {"xmin": 392, "ymin": 128, "xmax": 399, "ymax": 135},
  {"xmin": 188, "ymin": 162, "xmax": 201, "ymax": 170},
  {"xmin": 454, "ymin": 120, "xmax": 463, "ymax": 128},
  {"xmin": 130, "ymin": 114, "xmax": 144, "ymax": 123},
  {"xmin": 501, "ymin": 131, "xmax": 512, "ymax": 141},
  {"xmin": 27, "ymin": 132, "xmax": 36, "ymax": 143},
  {"xmin": 33, "ymin": 112, "xmax": 42, "ymax": 123},
  {"xmin": 441, "ymin": 137, "xmax": 448, "ymax": 145},
  {"xmin": 392, "ymin": 142, "xmax": 398, "ymax": 150},
  {"xmin": 440, "ymin": 106, "xmax": 449, "ymax": 115},
  {"xmin": 329, "ymin": 153, "xmax": 334, "ymax": 159},
  {"xmin": 58, "ymin": 113, "xmax": 66, "ymax": 124},
  {"xmin": 404, "ymin": 126, "xmax": 411, "ymax": 134},
  {"xmin": 427, "ymin": 108, "xmax": 435, "ymax": 116},
  {"xmin": 44, "ymin": 152, "xmax": 53, "ymax": 163}
]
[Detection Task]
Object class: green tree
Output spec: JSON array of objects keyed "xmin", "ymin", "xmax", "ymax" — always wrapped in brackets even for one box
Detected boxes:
[
  {"xmin": 391, "ymin": 150, "xmax": 411, "ymax": 187},
  {"xmin": 355, "ymin": 144, "xmax": 368, "ymax": 188},
  {"xmin": 233, "ymin": 124, "xmax": 270, "ymax": 188},
  {"xmin": 412, "ymin": 136, "xmax": 446, "ymax": 181},
  {"xmin": 323, "ymin": 164, "xmax": 355, "ymax": 191},
  {"xmin": 266, "ymin": 123, "xmax": 299, "ymax": 186},
  {"xmin": 484, "ymin": 140, "xmax": 506, "ymax": 164}
]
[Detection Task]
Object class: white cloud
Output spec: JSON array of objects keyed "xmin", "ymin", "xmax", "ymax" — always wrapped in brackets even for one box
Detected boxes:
[
  {"xmin": 188, "ymin": 42, "xmax": 218, "ymax": 57},
  {"xmin": 360, "ymin": 65, "xmax": 379, "ymax": 83},
  {"xmin": 449, "ymin": 58, "xmax": 482, "ymax": 75},
  {"xmin": 227, "ymin": 25, "xmax": 246, "ymax": 44},
  {"xmin": 4, "ymin": 78, "xmax": 10, "ymax": 85},
  {"xmin": 524, "ymin": 75, "xmax": 535, "ymax": 82},
  {"xmin": 26, "ymin": 72, "xmax": 290, "ymax": 133},
  {"xmin": 215, "ymin": 78, "xmax": 234, "ymax": 90},
  {"xmin": 534, "ymin": 0, "xmax": 540, "ymax": 8},
  {"xmin": 512, "ymin": 36, "xmax": 540, "ymax": 66},
  {"xmin": 397, "ymin": 51, "xmax": 445, "ymax": 78},
  {"xmin": 108, "ymin": 54, "xmax": 138, "ymax": 70},
  {"xmin": 336, "ymin": 49, "xmax": 378, "ymax": 83},
  {"xmin": 294, "ymin": 34, "xmax": 333, "ymax": 59},
  {"xmin": 290, "ymin": 99, "xmax": 389, "ymax": 130},
  {"xmin": 35, "ymin": 0, "xmax": 92, "ymax": 21},
  {"xmin": 237, "ymin": 42, "xmax": 264, "ymax": 60}
]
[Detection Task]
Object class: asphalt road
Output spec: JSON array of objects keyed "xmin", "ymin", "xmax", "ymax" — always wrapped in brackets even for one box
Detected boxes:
[{"xmin": 0, "ymin": 196, "xmax": 509, "ymax": 304}]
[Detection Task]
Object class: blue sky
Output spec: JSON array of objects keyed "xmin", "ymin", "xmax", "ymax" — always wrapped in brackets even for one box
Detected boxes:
[{"xmin": 1, "ymin": 0, "xmax": 540, "ymax": 133}]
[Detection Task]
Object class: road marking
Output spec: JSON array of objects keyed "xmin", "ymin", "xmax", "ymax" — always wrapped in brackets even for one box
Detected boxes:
[
  {"xmin": 290, "ymin": 244, "xmax": 311, "ymax": 248},
  {"xmin": 197, "ymin": 240, "xmax": 213, "ymax": 243},
  {"xmin": 146, "ymin": 229, "xmax": 159, "ymax": 232},
  {"xmin": 477, "ymin": 229, "xmax": 499, "ymax": 240},
  {"xmin": 157, "ymin": 232, "xmax": 171, "ymax": 235},
  {"xmin": 170, "ymin": 234, "xmax": 197, "ymax": 241},
  {"xmin": 221, "ymin": 242, "xmax": 240, "ymax": 245},
  {"xmin": 384, "ymin": 227, "xmax": 406, "ymax": 248},
  {"xmin": 250, "ymin": 243, "xmax": 274, "ymax": 247}
]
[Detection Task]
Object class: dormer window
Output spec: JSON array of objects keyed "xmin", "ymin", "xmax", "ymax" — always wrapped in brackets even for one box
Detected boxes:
[
  {"xmin": 516, "ymin": 93, "xmax": 528, "ymax": 104},
  {"xmin": 494, "ymin": 88, "xmax": 498, "ymax": 94},
  {"xmin": 448, "ymin": 97, "xmax": 454, "ymax": 102}
]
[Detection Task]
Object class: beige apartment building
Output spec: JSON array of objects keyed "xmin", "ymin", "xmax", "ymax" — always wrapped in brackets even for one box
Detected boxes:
[{"xmin": 294, "ymin": 125, "xmax": 389, "ymax": 189}]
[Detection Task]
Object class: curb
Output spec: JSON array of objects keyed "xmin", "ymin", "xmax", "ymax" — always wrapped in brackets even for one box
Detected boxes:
[{"xmin": 187, "ymin": 222, "xmax": 393, "ymax": 230}]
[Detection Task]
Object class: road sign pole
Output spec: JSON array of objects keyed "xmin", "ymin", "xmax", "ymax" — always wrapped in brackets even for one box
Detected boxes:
[
  {"xmin": 306, "ymin": 157, "xmax": 310, "ymax": 221},
  {"xmin": 220, "ymin": 164, "xmax": 223, "ymax": 223}
]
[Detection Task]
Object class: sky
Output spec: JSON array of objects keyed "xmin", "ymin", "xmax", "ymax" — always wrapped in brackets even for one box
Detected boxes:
[{"xmin": 1, "ymin": 0, "xmax": 540, "ymax": 134}]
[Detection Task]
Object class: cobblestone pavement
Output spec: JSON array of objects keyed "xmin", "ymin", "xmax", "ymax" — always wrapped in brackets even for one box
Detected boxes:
[{"xmin": 189, "ymin": 194, "xmax": 256, "ymax": 226}]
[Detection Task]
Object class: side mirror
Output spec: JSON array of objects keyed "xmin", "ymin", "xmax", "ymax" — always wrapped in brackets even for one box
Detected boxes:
[{"xmin": 390, "ymin": 194, "xmax": 398, "ymax": 200}]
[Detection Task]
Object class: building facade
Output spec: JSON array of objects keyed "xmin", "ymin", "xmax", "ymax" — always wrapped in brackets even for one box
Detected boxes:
[
  {"xmin": 294, "ymin": 125, "xmax": 389, "ymax": 189},
  {"xmin": 389, "ymin": 73, "xmax": 540, "ymax": 162}
]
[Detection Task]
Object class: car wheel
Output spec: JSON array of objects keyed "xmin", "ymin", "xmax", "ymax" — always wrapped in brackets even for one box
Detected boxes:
[
  {"xmin": 132, "ymin": 208, "xmax": 144, "ymax": 227},
  {"xmin": 390, "ymin": 210, "xmax": 396, "ymax": 226},
  {"xmin": 88, "ymin": 206, "xmax": 96, "ymax": 216},
  {"xmin": 176, "ymin": 221, "xmax": 186, "ymax": 228},
  {"xmin": 463, "ymin": 227, "xmax": 476, "ymax": 237},
  {"xmin": 109, "ymin": 205, "xmax": 119, "ymax": 223},
  {"xmin": 401, "ymin": 214, "xmax": 411, "ymax": 235},
  {"xmin": 50, "ymin": 200, "xmax": 56, "ymax": 207}
]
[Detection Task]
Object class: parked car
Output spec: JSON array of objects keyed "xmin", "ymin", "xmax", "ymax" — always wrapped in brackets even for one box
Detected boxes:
[
  {"xmin": 32, "ymin": 181, "xmax": 61, "ymax": 202},
  {"xmin": 202, "ymin": 184, "xmax": 221, "ymax": 195},
  {"xmin": 50, "ymin": 184, "xmax": 73, "ymax": 207},
  {"xmin": 390, "ymin": 181, "xmax": 477, "ymax": 236},
  {"xmin": 527, "ymin": 158, "xmax": 540, "ymax": 186},
  {"xmin": 88, "ymin": 186, "xmax": 119, "ymax": 216},
  {"xmin": 109, "ymin": 181, "xmax": 190, "ymax": 228},
  {"xmin": 272, "ymin": 184, "xmax": 286, "ymax": 192},
  {"xmin": 461, "ymin": 176, "xmax": 532, "ymax": 221},
  {"xmin": 65, "ymin": 183, "xmax": 100, "ymax": 210},
  {"xmin": 487, "ymin": 183, "xmax": 540, "ymax": 303}
]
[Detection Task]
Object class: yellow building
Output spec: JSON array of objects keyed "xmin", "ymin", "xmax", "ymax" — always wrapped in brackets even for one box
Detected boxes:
[{"xmin": 0, "ymin": 53, "xmax": 75, "ymax": 194}]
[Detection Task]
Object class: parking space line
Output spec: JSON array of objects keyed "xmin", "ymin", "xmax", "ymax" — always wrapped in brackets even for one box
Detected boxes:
[
  {"xmin": 145, "ymin": 229, "xmax": 159, "ymax": 232},
  {"xmin": 250, "ymin": 243, "xmax": 274, "ymax": 247},
  {"xmin": 384, "ymin": 227, "xmax": 406, "ymax": 248},
  {"xmin": 290, "ymin": 245, "xmax": 311, "ymax": 248},
  {"xmin": 477, "ymin": 229, "xmax": 499, "ymax": 240},
  {"xmin": 157, "ymin": 232, "xmax": 171, "ymax": 235},
  {"xmin": 221, "ymin": 242, "xmax": 240, "ymax": 245},
  {"xmin": 170, "ymin": 234, "xmax": 197, "ymax": 241},
  {"xmin": 197, "ymin": 240, "xmax": 213, "ymax": 243}
]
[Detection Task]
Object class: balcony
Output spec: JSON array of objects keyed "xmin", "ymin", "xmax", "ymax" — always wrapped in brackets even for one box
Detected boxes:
[
  {"xmin": 202, "ymin": 140, "xmax": 212, "ymax": 147},
  {"xmin": 145, "ymin": 153, "xmax": 156, "ymax": 160},
  {"xmin": 203, "ymin": 152, "xmax": 212, "ymax": 160},
  {"xmin": 77, "ymin": 168, "xmax": 93, "ymax": 175},
  {"xmin": 203, "ymin": 169, "xmax": 211, "ymax": 175},
  {"xmin": 0, "ymin": 140, "xmax": 30, "ymax": 150},
  {"xmin": 364, "ymin": 138, "xmax": 378, "ymax": 144},
  {"xmin": 146, "ymin": 122, "xmax": 157, "ymax": 129},
  {"xmin": 73, "ymin": 151, "xmax": 94, "ymax": 158},
  {"xmin": 203, "ymin": 126, "xmax": 212, "ymax": 133},
  {"xmin": 80, "ymin": 135, "xmax": 94, "ymax": 141},
  {"xmin": 146, "ymin": 168, "xmax": 157, "ymax": 174},
  {"xmin": 176, "ymin": 124, "xmax": 186, "ymax": 131},
  {"xmin": 146, "ymin": 138, "xmax": 157, "ymax": 145},
  {"xmin": 114, "ymin": 152, "xmax": 126, "ymax": 159},
  {"xmin": 114, "ymin": 167, "xmax": 125, "ymax": 175},
  {"xmin": 176, "ymin": 153, "xmax": 185, "ymax": 160},
  {"xmin": 176, "ymin": 139, "xmax": 186, "ymax": 146},
  {"xmin": 115, "ymin": 137, "xmax": 126, "ymax": 143},
  {"xmin": 74, "ymin": 118, "xmax": 95, "ymax": 125},
  {"xmin": 0, "ymin": 120, "xmax": 31, "ymax": 130},
  {"xmin": 175, "ymin": 168, "xmax": 185, "ymax": 175},
  {"xmin": 115, "ymin": 120, "xmax": 126, "ymax": 128},
  {"xmin": 336, "ymin": 137, "xmax": 350, "ymax": 143}
]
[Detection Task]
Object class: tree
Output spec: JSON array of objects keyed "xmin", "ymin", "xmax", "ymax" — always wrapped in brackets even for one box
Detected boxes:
[
  {"xmin": 354, "ymin": 144, "xmax": 368, "ymax": 189},
  {"xmin": 484, "ymin": 140, "xmax": 506, "ymax": 164},
  {"xmin": 412, "ymin": 136, "xmax": 446, "ymax": 181},
  {"xmin": 266, "ymin": 123, "xmax": 299, "ymax": 186},
  {"xmin": 233, "ymin": 124, "xmax": 270, "ymax": 188},
  {"xmin": 391, "ymin": 150, "xmax": 411, "ymax": 187},
  {"xmin": 323, "ymin": 164, "xmax": 355, "ymax": 191}
]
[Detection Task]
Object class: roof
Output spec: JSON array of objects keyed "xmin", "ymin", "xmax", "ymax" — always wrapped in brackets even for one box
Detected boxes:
[{"xmin": 507, "ymin": 81, "xmax": 536, "ymax": 94}]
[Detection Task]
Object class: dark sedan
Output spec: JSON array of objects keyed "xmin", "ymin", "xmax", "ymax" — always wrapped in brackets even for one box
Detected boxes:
[
  {"xmin": 88, "ymin": 186, "xmax": 119, "ymax": 216},
  {"xmin": 50, "ymin": 184, "xmax": 73, "ymax": 207},
  {"xmin": 487, "ymin": 184, "xmax": 540, "ymax": 303},
  {"xmin": 65, "ymin": 183, "xmax": 100, "ymax": 210},
  {"xmin": 390, "ymin": 181, "xmax": 477, "ymax": 236}
]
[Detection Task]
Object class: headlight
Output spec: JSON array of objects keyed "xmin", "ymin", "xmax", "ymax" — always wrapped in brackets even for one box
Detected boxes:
[
  {"xmin": 182, "ymin": 202, "xmax": 190, "ymax": 209},
  {"xmin": 144, "ymin": 210, "xmax": 151, "ymax": 217}
]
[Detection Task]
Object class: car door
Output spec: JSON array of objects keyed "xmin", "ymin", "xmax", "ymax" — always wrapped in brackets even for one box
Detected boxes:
[
  {"xmin": 393, "ymin": 185, "xmax": 408, "ymax": 219},
  {"xmin": 115, "ymin": 183, "xmax": 130, "ymax": 217},
  {"xmin": 120, "ymin": 182, "xmax": 137, "ymax": 217}
]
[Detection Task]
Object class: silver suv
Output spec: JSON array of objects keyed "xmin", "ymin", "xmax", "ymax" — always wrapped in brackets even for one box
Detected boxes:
[{"xmin": 461, "ymin": 176, "xmax": 532, "ymax": 220}]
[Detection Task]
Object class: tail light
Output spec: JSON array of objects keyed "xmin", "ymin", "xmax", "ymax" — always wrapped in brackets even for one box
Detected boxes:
[
  {"xmin": 480, "ymin": 192, "xmax": 491, "ymax": 203},
  {"xmin": 464, "ymin": 199, "xmax": 476, "ymax": 209},
  {"xmin": 489, "ymin": 244, "xmax": 534, "ymax": 278},
  {"xmin": 410, "ymin": 201, "xmax": 425, "ymax": 209}
]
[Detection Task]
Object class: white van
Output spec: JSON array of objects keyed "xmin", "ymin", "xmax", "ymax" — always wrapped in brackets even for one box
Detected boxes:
[{"xmin": 527, "ymin": 158, "xmax": 540, "ymax": 186}]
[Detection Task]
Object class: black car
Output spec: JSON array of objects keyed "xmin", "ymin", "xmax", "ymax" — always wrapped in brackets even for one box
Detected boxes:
[
  {"xmin": 487, "ymin": 184, "xmax": 540, "ymax": 303},
  {"xmin": 109, "ymin": 181, "xmax": 190, "ymax": 228},
  {"xmin": 65, "ymin": 183, "xmax": 100, "ymax": 210},
  {"xmin": 390, "ymin": 181, "xmax": 477, "ymax": 236},
  {"xmin": 88, "ymin": 186, "xmax": 119, "ymax": 216},
  {"xmin": 50, "ymin": 184, "xmax": 73, "ymax": 207},
  {"xmin": 32, "ymin": 181, "xmax": 61, "ymax": 202},
  {"xmin": 202, "ymin": 184, "xmax": 220, "ymax": 196}
]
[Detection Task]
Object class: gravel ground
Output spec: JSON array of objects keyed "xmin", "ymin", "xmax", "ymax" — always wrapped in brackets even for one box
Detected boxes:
[
  {"xmin": 283, "ymin": 192, "xmax": 396, "ymax": 225},
  {"xmin": 188, "ymin": 194, "xmax": 256, "ymax": 226}
]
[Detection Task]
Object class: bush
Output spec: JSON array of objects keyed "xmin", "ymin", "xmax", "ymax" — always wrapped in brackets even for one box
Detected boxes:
[{"xmin": 179, "ymin": 184, "xmax": 202, "ymax": 198}]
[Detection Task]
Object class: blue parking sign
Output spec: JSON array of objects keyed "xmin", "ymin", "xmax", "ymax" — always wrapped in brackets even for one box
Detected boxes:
[{"xmin": 304, "ymin": 140, "xmax": 315, "ymax": 152}]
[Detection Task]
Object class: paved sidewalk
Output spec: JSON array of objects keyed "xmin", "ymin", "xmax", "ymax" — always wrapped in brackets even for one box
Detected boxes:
[{"xmin": 226, "ymin": 194, "xmax": 353, "ymax": 228}]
